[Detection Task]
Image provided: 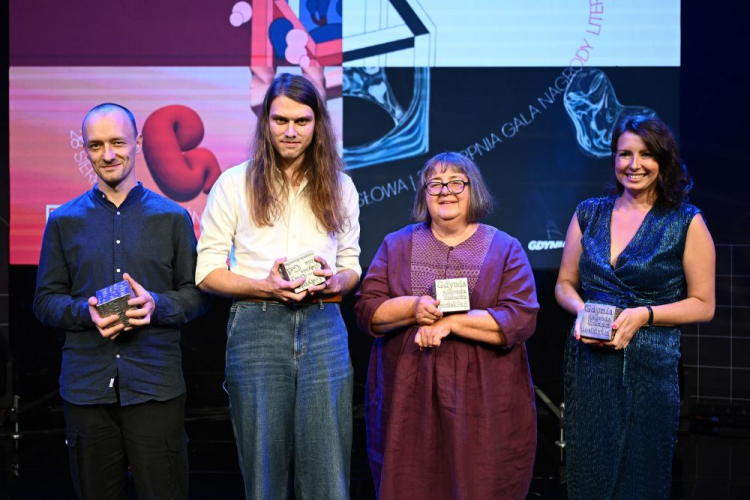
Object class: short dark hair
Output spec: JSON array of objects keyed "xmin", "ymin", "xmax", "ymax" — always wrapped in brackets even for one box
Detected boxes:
[
  {"xmin": 82, "ymin": 103, "xmax": 138, "ymax": 138},
  {"xmin": 412, "ymin": 152, "xmax": 494, "ymax": 223},
  {"xmin": 610, "ymin": 114, "xmax": 692, "ymax": 207}
]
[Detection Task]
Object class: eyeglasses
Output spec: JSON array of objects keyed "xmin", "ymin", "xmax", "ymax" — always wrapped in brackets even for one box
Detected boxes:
[{"xmin": 424, "ymin": 180, "xmax": 470, "ymax": 196}]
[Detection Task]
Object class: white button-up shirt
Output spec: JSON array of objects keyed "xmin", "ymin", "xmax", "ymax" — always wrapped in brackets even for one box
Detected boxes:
[{"xmin": 196, "ymin": 162, "xmax": 361, "ymax": 286}]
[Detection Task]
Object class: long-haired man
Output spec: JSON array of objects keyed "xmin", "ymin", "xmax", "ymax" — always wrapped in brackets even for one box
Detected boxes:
[{"xmin": 196, "ymin": 73, "xmax": 361, "ymax": 499}]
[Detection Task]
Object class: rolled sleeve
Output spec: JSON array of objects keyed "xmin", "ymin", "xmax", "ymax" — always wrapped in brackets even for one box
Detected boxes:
[
  {"xmin": 196, "ymin": 168, "xmax": 239, "ymax": 285},
  {"xmin": 354, "ymin": 238, "xmax": 393, "ymax": 337},
  {"xmin": 335, "ymin": 174, "xmax": 362, "ymax": 278},
  {"xmin": 487, "ymin": 238, "xmax": 539, "ymax": 349}
]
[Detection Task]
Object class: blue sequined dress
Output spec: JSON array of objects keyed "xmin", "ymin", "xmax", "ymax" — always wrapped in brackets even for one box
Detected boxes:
[{"xmin": 564, "ymin": 196, "xmax": 701, "ymax": 499}]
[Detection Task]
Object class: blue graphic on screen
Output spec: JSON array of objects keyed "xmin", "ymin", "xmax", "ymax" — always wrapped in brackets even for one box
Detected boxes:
[
  {"xmin": 564, "ymin": 69, "xmax": 657, "ymax": 158},
  {"xmin": 298, "ymin": 0, "xmax": 342, "ymax": 43},
  {"xmin": 343, "ymin": 67, "xmax": 430, "ymax": 169}
]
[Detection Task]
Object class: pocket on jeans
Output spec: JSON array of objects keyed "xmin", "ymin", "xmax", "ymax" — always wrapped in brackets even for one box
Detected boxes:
[
  {"xmin": 226, "ymin": 304, "xmax": 243, "ymax": 340},
  {"xmin": 65, "ymin": 430, "xmax": 83, "ymax": 498}
]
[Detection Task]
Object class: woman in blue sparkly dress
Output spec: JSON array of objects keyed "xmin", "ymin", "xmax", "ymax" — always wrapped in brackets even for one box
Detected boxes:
[{"xmin": 555, "ymin": 115, "xmax": 716, "ymax": 499}]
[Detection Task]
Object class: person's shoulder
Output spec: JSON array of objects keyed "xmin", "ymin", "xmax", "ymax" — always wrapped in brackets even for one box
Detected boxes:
[
  {"xmin": 480, "ymin": 224, "xmax": 521, "ymax": 248},
  {"xmin": 216, "ymin": 162, "xmax": 249, "ymax": 186},
  {"xmin": 338, "ymin": 171, "xmax": 357, "ymax": 191},
  {"xmin": 676, "ymin": 200, "xmax": 701, "ymax": 216},
  {"xmin": 46, "ymin": 190, "xmax": 96, "ymax": 221},
  {"xmin": 142, "ymin": 188, "xmax": 189, "ymax": 217},
  {"xmin": 577, "ymin": 195, "xmax": 613, "ymax": 212},
  {"xmin": 383, "ymin": 223, "xmax": 420, "ymax": 244},
  {"xmin": 669, "ymin": 200, "xmax": 704, "ymax": 227}
]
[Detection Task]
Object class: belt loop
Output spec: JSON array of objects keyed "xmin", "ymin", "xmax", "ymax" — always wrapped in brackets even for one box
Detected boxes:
[
  {"xmin": 318, "ymin": 299, "xmax": 324, "ymax": 310},
  {"xmin": 262, "ymin": 301, "xmax": 267, "ymax": 312}
]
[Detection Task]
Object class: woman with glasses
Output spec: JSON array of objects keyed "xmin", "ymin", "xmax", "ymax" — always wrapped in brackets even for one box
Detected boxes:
[
  {"xmin": 355, "ymin": 152, "xmax": 539, "ymax": 499},
  {"xmin": 556, "ymin": 115, "xmax": 715, "ymax": 499}
]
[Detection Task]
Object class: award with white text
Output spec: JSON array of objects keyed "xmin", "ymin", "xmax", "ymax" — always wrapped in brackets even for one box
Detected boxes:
[{"xmin": 434, "ymin": 278, "xmax": 471, "ymax": 313}]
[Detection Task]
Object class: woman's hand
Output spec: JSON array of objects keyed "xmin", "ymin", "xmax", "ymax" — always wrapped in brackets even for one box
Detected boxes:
[
  {"xmin": 414, "ymin": 318, "xmax": 451, "ymax": 348},
  {"xmin": 603, "ymin": 307, "xmax": 649, "ymax": 350},
  {"xmin": 414, "ymin": 295, "xmax": 443, "ymax": 326}
]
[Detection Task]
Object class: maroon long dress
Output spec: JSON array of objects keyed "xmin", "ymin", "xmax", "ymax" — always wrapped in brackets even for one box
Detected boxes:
[{"xmin": 355, "ymin": 223, "xmax": 539, "ymax": 500}]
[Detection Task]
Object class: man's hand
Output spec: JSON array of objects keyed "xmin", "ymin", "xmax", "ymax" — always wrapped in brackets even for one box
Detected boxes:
[
  {"xmin": 262, "ymin": 258, "xmax": 308, "ymax": 303},
  {"xmin": 88, "ymin": 297, "xmax": 125, "ymax": 340},
  {"xmin": 123, "ymin": 273, "xmax": 155, "ymax": 329},
  {"xmin": 307, "ymin": 255, "xmax": 338, "ymax": 296}
]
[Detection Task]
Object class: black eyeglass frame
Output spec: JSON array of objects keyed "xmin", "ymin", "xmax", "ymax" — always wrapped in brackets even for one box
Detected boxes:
[{"xmin": 424, "ymin": 180, "xmax": 470, "ymax": 196}]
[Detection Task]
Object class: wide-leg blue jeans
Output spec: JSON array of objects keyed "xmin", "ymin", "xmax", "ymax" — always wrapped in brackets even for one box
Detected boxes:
[{"xmin": 225, "ymin": 300, "xmax": 353, "ymax": 500}]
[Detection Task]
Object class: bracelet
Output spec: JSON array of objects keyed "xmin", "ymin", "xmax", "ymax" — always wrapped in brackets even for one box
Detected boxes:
[{"xmin": 646, "ymin": 305, "xmax": 654, "ymax": 327}]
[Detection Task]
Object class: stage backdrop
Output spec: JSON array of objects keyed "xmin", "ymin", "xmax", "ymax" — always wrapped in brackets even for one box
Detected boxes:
[
  {"xmin": 10, "ymin": 0, "xmax": 680, "ymax": 271},
  {"xmin": 26, "ymin": 2, "xmax": 750, "ymax": 412}
]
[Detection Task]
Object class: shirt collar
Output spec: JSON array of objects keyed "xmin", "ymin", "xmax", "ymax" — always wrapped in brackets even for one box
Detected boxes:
[{"xmin": 91, "ymin": 182, "xmax": 145, "ymax": 209}]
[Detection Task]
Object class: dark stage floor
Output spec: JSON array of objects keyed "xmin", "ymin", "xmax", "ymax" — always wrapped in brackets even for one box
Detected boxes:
[{"xmin": 2, "ymin": 392, "xmax": 749, "ymax": 499}]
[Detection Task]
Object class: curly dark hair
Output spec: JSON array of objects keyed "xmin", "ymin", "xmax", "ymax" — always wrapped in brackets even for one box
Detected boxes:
[{"xmin": 609, "ymin": 114, "xmax": 692, "ymax": 208}]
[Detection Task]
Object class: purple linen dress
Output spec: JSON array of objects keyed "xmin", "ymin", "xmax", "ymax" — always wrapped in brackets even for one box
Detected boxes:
[{"xmin": 355, "ymin": 223, "xmax": 539, "ymax": 500}]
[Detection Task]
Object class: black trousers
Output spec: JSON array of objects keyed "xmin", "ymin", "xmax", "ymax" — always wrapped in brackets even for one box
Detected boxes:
[{"xmin": 63, "ymin": 394, "xmax": 188, "ymax": 500}]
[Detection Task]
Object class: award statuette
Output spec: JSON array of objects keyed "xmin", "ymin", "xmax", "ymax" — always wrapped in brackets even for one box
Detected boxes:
[
  {"xmin": 434, "ymin": 278, "xmax": 471, "ymax": 313},
  {"xmin": 95, "ymin": 280, "xmax": 137, "ymax": 327},
  {"xmin": 580, "ymin": 302, "xmax": 623, "ymax": 341},
  {"xmin": 279, "ymin": 251, "xmax": 326, "ymax": 293}
]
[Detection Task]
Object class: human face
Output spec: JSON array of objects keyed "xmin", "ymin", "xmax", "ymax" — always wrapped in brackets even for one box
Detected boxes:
[
  {"xmin": 269, "ymin": 96, "xmax": 315, "ymax": 168},
  {"xmin": 615, "ymin": 131, "xmax": 660, "ymax": 197},
  {"xmin": 84, "ymin": 110, "xmax": 141, "ymax": 194},
  {"xmin": 425, "ymin": 166, "xmax": 471, "ymax": 225}
]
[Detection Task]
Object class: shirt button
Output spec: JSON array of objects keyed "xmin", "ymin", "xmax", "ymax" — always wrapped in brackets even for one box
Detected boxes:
[
  {"xmin": 116, "ymin": 354, "xmax": 121, "ymax": 359},
  {"xmin": 116, "ymin": 211, "xmax": 121, "ymax": 215},
  {"xmin": 116, "ymin": 269, "xmax": 121, "ymax": 273},
  {"xmin": 116, "ymin": 240, "xmax": 121, "ymax": 244}
]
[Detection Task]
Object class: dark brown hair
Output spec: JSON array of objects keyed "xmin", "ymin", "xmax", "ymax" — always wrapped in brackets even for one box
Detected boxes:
[{"xmin": 610, "ymin": 114, "xmax": 692, "ymax": 208}]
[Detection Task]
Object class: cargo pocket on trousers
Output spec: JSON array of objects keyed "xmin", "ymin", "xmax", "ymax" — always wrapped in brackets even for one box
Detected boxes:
[
  {"xmin": 165, "ymin": 430, "xmax": 190, "ymax": 498},
  {"xmin": 65, "ymin": 431, "xmax": 83, "ymax": 499}
]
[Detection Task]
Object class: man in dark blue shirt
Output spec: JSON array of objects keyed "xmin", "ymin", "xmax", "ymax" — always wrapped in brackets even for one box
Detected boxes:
[{"xmin": 33, "ymin": 103, "xmax": 209, "ymax": 499}]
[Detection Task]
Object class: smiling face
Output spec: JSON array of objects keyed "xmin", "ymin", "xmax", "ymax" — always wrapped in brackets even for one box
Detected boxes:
[
  {"xmin": 83, "ymin": 109, "xmax": 141, "ymax": 195},
  {"xmin": 269, "ymin": 95, "xmax": 315, "ymax": 169},
  {"xmin": 615, "ymin": 131, "xmax": 660, "ymax": 198},
  {"xmin": 425, "ymin": 166, "xmax": 471, "ymax": 225}
]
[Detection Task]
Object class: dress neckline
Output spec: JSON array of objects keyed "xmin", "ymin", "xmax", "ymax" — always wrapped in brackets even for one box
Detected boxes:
[
  {"xmin": 428, "ymin": 222, "xmax": 482, "ymax": 249},
  {"xmin": 607, "ymin": 196, "xmax": 655, "ymax": 269}
]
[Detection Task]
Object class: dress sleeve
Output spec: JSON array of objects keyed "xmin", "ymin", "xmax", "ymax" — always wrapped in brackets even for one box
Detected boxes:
[
  {"xmin": 151, "ymin": 210, "xmax": 211, "ymax": 325},
  {"xmin": 33, "ymin": 216, "xmax": 94, "ymax": 330},
  {"xmin": 486, "ymin": 238, "xmax": 539, "ymax": 349},
  {"xmin": 575, "ymin": 199, "xmax": 591, "ymax": 233},
  {"xmin": 354, "ymin": 236, "xmax": 394, "ymax": 337}
]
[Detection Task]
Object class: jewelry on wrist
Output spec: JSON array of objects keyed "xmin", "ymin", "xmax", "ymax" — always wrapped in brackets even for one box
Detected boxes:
[{"xmin": 646, "ymin": 305, "xmax": 654, "ymax": 327}]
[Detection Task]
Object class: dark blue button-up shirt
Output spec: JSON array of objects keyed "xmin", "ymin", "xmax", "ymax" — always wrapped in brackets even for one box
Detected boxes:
[{"xmin": 33, "ymin": 183, "xmax": 209, "ymax": 406}]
